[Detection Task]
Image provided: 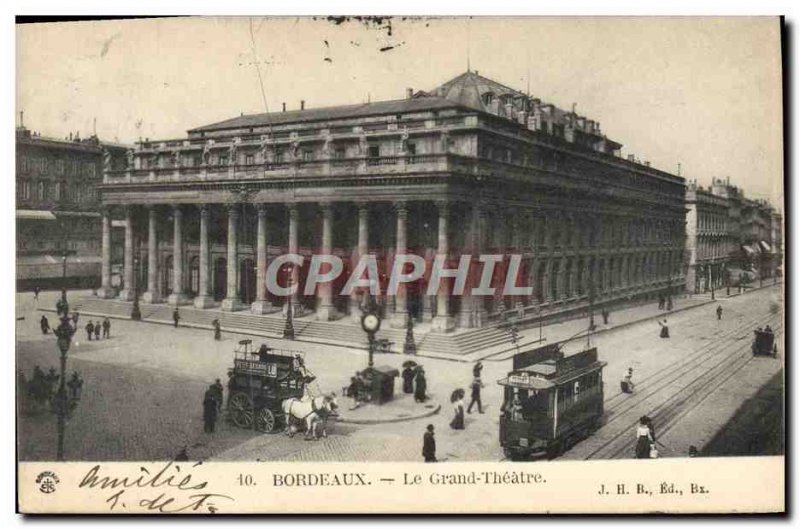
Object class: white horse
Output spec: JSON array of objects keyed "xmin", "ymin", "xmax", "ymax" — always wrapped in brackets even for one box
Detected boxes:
[{"xmin": 282, "ymin": 393, "xmax": 339, "ymax": 440}]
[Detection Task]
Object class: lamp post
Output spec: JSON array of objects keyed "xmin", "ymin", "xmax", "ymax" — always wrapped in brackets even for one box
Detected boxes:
[
  {"xmin": 130, "ymin": 239, "xmax": 141, "ymax": 321},
  {"xmin": 53, "ymin": 315, "xmax": 76, "ymax": 461},
  {"xmin": 282, "ymin": 264, "xmax": 295, "ymax": 340},
  {"xmin": 360, "ymin": 282, "xmax": 381, "ymax": 368}
]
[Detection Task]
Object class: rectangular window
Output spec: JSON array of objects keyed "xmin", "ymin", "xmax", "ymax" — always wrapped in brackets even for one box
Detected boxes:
[
  {"xmin": 406, "ymin": 142, "xmax": 416, "ymax": 156},
  {"xmin": 274, "ymin": 150, "xmax": 284, "ymax": 164},
  {"xmin": 334, "ymin": 148, "xmax": 346, "ymax": 160},
  {"xmin": 88, "ymin": 163, "xmax": 96, "ymax": 178},
  {"xmin": 302, "ymin": 149, "xmax": 313, "ymax": 162},
  {"xmin": 368, "ymin": 145, "xmax": 380, "ymax": 158},
  {"xmin": 218, "ymin": 156, "xmax": 228, "ymax": 166},
  {"xmin": 56, "ymin": 159, "xmax": 64, "ymax": 174},
  {"xmin": 245, "ymin": 154, "xmax": 254, "ymax": 165}
]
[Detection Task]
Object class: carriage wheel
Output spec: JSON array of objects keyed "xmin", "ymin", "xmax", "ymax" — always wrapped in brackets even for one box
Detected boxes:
[
  {"xmin": 228, "ymin": 392, "xmax": 254, "ymax": 428},
  {"xmin": 255, "ymin": 408, "xmax": 277, "ymax": 433}
]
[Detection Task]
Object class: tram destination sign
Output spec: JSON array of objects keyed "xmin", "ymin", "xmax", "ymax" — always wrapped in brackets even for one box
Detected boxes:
[{"xmin": 234, "ymin": 359, "xmax": 278, "ymax": 377}]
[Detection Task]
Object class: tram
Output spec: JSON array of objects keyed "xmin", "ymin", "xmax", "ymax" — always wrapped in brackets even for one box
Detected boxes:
[{"xmin": 498, "ymin": 343, "xmax": 607, "ymax": 460}]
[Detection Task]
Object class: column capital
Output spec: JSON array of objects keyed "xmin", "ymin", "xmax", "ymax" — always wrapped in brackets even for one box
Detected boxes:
[
  {"xmin": 319, "ymin": 200, "xmax": 334, "ymax": 213},
  {"xmin": 226, "ymin": 203, "xmax": 240, "ymax": 216},
  {"xmin": 172, "ymin": 204, "xmax": 183, "ymax": 216},
  {"xmin": 255, "ymin": 203, "xmax": 267, "ymax": 214},
  {"xmin": 434, "ymin": 200, "xmax": 450, "ymax": 214},
  {"xmin": 287, "ymin": 203, "xmax": 299, "ymax": 216},
  {"xmin": 393, "ymin": 201, "xmax": 408, "ymax": 215},
  {"xmin": 197, "ymin": 203, "xmax": 210, "ymax": 216}
]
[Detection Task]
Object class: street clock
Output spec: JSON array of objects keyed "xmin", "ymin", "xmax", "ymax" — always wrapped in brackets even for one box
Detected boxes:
[{"xmin": 361, "ymin": 312, "xmax": 381, "ymax": 334}]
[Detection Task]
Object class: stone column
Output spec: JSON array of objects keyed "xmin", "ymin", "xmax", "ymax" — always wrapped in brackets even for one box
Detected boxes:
[
  {"xmin": 194, "ymin": 204, "xmax": 215, "ymax": 308},
  {"xmin": 97, "ymin": 207, "xmax": 114, "ymax": 298},
  {"xmin": 350, "ymin": 203, "xmax": 369, "ymax": 322},
  {"xmin": 118, "ymin": 206, "xmax": 135, "ymax": 301},
  {"xmin": 168, "ymin": 206, "xmax": 189, "ymax": 305},
  {"xmin": 316, "ymin": 202, "xmax": 336, "ymax": 321},
  {"xmin": 142, "ymin": 206, "xmax": 160, "ymax": 303},
  {"xmin": 221, "ymin": 204, "xmax": 243, "ymax": 311},
  {"xmin": 251, "ymin": 204, "xmax": 276, "ymax": 314},
  {"xmin": 432, "ymin": 201, "xmax": 454, "ymax": 331},
  {"xmin": 391, "ymin": 201, "xmax": 409, "ymax": 328},
  {"xmin": 283, "ymin": 204, "xmax": 300, "ymax": 316}
]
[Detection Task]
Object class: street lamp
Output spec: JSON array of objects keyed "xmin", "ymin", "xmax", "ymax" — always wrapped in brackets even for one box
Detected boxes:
[
  {"xmin": 53, "ymin": 315, "xmax": 76, "ymax": 461},
  {"xmin": 130, "ymin": 241, "xmax": 141, "ymax": 321},
  {"xmin": 282, "ymin": 264, "xmax": 295, "ymax": 340}
]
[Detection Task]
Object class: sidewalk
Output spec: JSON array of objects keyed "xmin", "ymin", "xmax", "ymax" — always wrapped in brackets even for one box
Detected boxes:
[{"xmin": 472, "ymin": 280, "xmax": 783, "ymax": 363}]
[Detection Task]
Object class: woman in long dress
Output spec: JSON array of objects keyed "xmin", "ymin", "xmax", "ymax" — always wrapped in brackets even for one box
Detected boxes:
[
  {"xmin": 414, "ymin": 367, "xmax": 427, "ymax": 402},
  {"xmin": 450, "ymin": 389, "xmax": 465, "ymax": 430},
  {"xmin": 402, "ymin": 366, "xmax": 415, "ymax": 394},
  {"xmin": 659, "ymin": 319, "xmax": 670, "ymax": 338},
  {"xmin": 635, "ymin": 416, "xmax": 654, "ymax": 459}
]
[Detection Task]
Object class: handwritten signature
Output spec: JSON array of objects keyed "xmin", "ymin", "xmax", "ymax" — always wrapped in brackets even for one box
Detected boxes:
[{"xmin": 79, "ymin": 462, "xmax": 233, "ymax": 513}]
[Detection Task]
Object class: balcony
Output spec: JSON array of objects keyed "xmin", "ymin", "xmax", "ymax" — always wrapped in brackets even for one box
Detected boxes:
[{"xmin": 102, "ymin": 153, "xmax": 461, "ymax": 185}]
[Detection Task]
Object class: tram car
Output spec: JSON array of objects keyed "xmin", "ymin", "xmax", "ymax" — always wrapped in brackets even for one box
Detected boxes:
[
  {"xmin": 498, "ymin": 343, "xmax": 607, "ymax": 460},
  {"xmin": 226, "ymin": 339, "xmax": 311, "ymax": 432},
  {"xmin": 752, "ymin": 327, "xmax": 777, "ymax": 357}
]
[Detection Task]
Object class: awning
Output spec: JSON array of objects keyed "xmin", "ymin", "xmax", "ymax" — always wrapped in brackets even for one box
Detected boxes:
[
  {"xmin": 742, "ymin": 245, "xmax": 758, "ymax": 257},
  {"xmin": 16, "ymin": 210, "xmax": 56, "ymax": 221},
  {"xmin": 759, "ymin": 241, "xmax": 772, "ymax": 253}
]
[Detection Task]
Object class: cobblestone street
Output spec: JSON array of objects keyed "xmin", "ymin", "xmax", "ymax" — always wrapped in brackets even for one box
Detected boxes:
[{"xmin": 16, "ymin": 284, "xmax": 783, "ymax": 462}]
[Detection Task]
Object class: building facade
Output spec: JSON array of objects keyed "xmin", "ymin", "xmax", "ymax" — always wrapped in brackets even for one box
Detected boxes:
[
  {"xmin": 16, "ymin": 126, "xmax": 129, "ymax": 290},
  {"xmin": 99, "ymin": 71, "xmax": 687, "ymax": 331},
  {"xmin": 685, "ymin": 181, "xmax": 730, "ymax": 293},
  {"xmin": 710, "ymin": 176, "xmax": 781, "ymax": 286}
]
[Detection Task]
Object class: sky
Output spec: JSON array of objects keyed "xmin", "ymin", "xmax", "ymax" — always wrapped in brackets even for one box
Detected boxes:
[{"xmin": 16, "ymin": 16, "xmax": 783, "ymax": 207}]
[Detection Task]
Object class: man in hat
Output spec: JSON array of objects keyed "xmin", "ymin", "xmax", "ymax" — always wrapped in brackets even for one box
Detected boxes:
[
  {"xmin": 173, "ymin": 308, "xmax": 180, "ymax": 328},
  {"xmin": 716, "ymin": 305, "xmax": 723, "ymax": 320},
  {"xmin": 621, "ymin": 368, "xmax": 634, "ymax": 393},
  {"xmin": 422, "ymin": 424, "xmax": 437, "ymax": 462},
  {"xmin": 414, "ymin": 367, "xmax": 427, "ymax": 403},
  {"xmin": 85, "ymin": 320, "xmax": 94, "ymax": 341},
  {"xmin": 211, "ymin": 378, "xmax": 224, "ymax": 412},
  {"xmin": 203, "ymin": 385, "xmax": 218, "ymax": 433},
  {"xmin": 213, "ymin": 318, "xmax": 222, "ymax": 341},
  {"xmin": 94, "ymin": 320, "xmax": 101, "ymax": 341},
  {"xmin": 40, "ymin": 315, "xmax": 50, "ymax": 335},
  {"xmin": 472, "ymin": 361, "xmax": 483, "ymax": 379},
  {"xmin": 401, "ymin": 363, "xmax": 416, "ymax": 394},
  {"xmin": 467, "ymin": 376, "xmax": 485, "ymax": 414}
]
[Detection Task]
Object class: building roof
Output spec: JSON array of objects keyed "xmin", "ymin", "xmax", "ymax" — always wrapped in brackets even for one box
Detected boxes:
[
  {"xmin": 430, "ymin": 70, "xmax": 528, "ymax": 112},
  {"xmin": 188, "ymin": 97, "xmax": 463, "ymax": 133}
]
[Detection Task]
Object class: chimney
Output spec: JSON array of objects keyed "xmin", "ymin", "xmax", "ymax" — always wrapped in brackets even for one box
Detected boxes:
[
  {"xmin": 627, "ymin": 154, "xmax": 635, "ymax": 162},
  {"xmin": 301, "ymin": 100, "xmax": 305, "ymax": 110},
  {"xmin": 644, "ymin": 161, "xmax": 650, "ymax": 167},
  {"xmin": 406, "ymin": 88, "xmax": 413, "ymax": 99},
  {"xmin": 282, "ymin": 102, "xmax": 286, "ymax": 112}
]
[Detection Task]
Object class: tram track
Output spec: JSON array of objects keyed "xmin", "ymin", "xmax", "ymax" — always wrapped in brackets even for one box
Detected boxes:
[
  {"xmin": 602, "ymin": 311, "xmax": 779, "ymax": 419},
  {"xmin": 581, "ymin": 317, "xmax": 782, "ymax": 460}
]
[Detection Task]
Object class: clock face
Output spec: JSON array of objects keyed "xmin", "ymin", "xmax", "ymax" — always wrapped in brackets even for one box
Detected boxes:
[{"xmin": 362, "ymin": 313, "xmax": 380, "ymax": 333}]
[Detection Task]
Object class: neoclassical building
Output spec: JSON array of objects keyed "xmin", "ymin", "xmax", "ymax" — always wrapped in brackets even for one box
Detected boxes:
[
  {"xmin": 99, "ymin": 71, "xmax": 687, "ymax": 331},
  {"xmin": 685, "ymin": 181, "xmax": 730, "ymax": 293}
]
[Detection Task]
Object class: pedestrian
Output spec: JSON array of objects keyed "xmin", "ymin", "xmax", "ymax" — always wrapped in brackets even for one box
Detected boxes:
[
  {"xmin": 472, "ymin": 361, "xmax": 483, "ymax": 379},
  {"xmin": 659, "ymin": 319, "xmax": 670, "ymax": 338},
  {"xmin": 94, "ymin": 320, "xmax": 101, "ymax": 341},
  {"xmin": 666, "ymin": 296, "xmax": 673, "ymax": 311},
  {"xmin": 40, "ymin": 315, "xmax": 50, "ymax": 335},
  {"xmin": 620, "ymin": 368, "xmax": 634, "ymax": 393},
  {"xmin": 401, "ymin": 364, "xmax": 415, "ymax": 394},
  {"xmin": 716, "ymin": 305, "xmax": 723, "ymax": 320},
  {"xmin": 450, "ymin": 390, "xmax": 465, "ymax": 430},
  {"xmin": 658, "ymin": 295, "xmax": 664, "ymax": 310},
  {"xmin": 85, "ymin": 320, "xmax": 94, "ymax": 341},
  {"xmin": 467, "ymin": 376, "xmax": 484, "ymax": 414},
  {"xmin": 203, "ymin": 386, "xmax": 218, "ymax": 433},
  {"xmin": 33, "ymin": 286, "xmax": 40, "ymax": 300},
  {"xmin": 348, "ymin": 371, "xmax": 364, "ymax": 410},
  {"xmin": 174, "ymin": 446, "xmax": 189, "ymax": 462},
  {"xmin": 422, "ymin": 424, "xmax": 437, "ymax": 462},
  {"xmin": 211, "ymin": 378, "xmax": 224, "ymax": 412},
  {"xmin": 688, "ymin": 445, "xmax": 699, "ymax": 458},
  {"xmin": 212, "ymin": 318, "xmax": 222, "ymax": 341},
  {"xmin": 414, "ymin": 366, "xmax": 428, "ymax": 403},
  {"xmin": 102, "ymin": 317, "xmax": 111, "ymax": 338},
  {"xmin": 72, "ymin": 311, "xmax": 79, "ymax": 326},
  {"xmin": 173, "ymin": 308, "xmax": 180, "ymax": 328},
  {"xmin": 601, "ymin": 308, "xmax": 610, "ymax": 325},
  {"xmin": 635, "ymin": 415, "xmax": 654, "ymax": 459}
]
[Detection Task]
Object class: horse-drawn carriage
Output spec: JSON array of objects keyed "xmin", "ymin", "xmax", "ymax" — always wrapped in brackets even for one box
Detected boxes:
[
  {"xmin": 752, "ymin": 327, "xmax": 778, "ymax": 357},
  {"xmin": 226, "ymin": 340, "xmax": 337, "ymax": 437}
]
